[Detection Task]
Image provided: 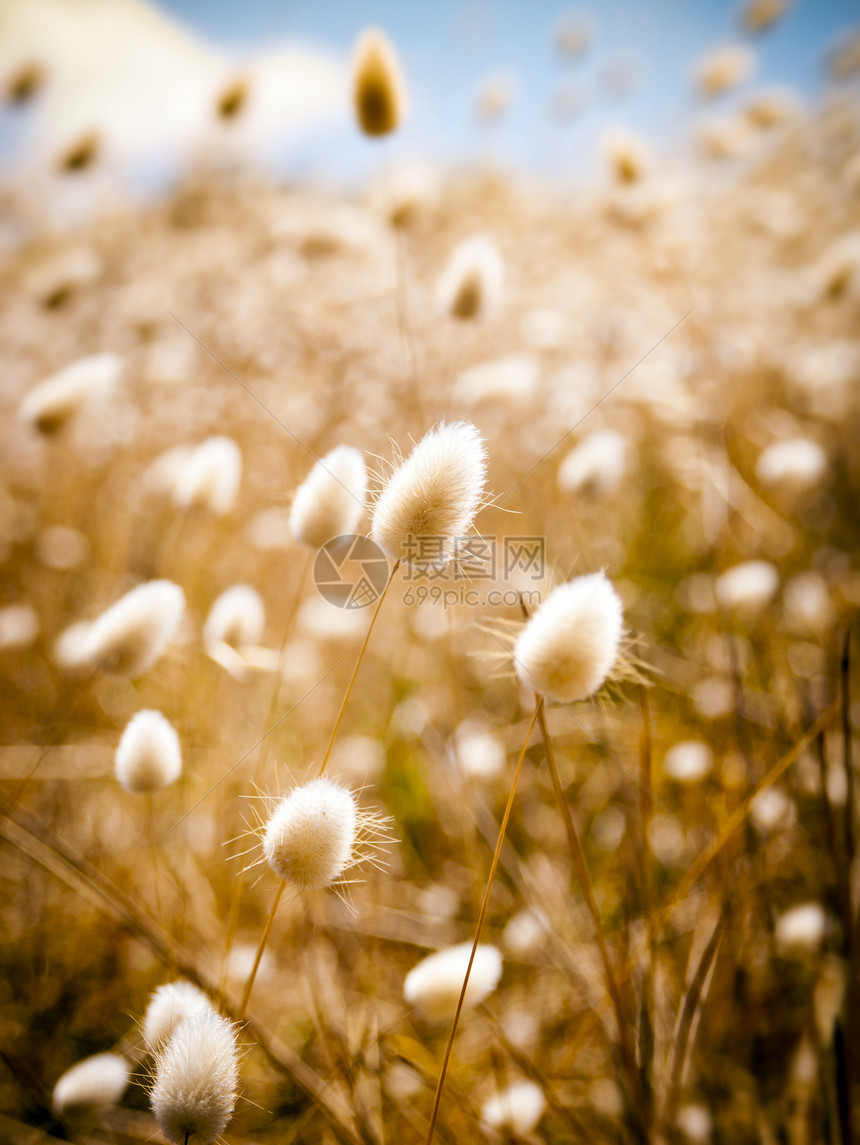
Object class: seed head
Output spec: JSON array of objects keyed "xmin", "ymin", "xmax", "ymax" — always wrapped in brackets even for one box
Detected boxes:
[
  {"xmin": 115, "ymin": 710, "xmax": 182, "ymax": 793},
  {"xmin": 404, "ymin": 942, "xmax": 502, "ymax": 1020},
  {"xmin": 514, "ymin": 572, "xmax": 624, "ymax": 704},
  {"xmin": 85, "ymin": 580, "xmax": 185, "ymax": 677},
  {"xmin": 173, "ymin": 436, "xmax": 242, "ymax": 516},
  {"xmin": 52, "ymin": 1052, "xmax": 129, "ymax": 1116},
  {"xmin": 143, "ymin": 981, "xmax": 213, "ymax": 1054},
  {"xmin": 481, "ymin": 1080, "xmax": 547, "ymax": 1136},
  {"xmin": 775, "ymin": 903, "xmax": 827, "ymax": 955},
  {"xmin": 755, "ymin": 438, "xmax": 826, "ymax": 491},
  {"xmin": 558, "ymin": 430, "xmax": 629, "ymax": 496},
  {"xmin": 18, "ymin": 353, "xmax": 122, "ymax": 434},
  {"xmin": 695, "ymin": 44, "xmax": 754, "ymax": 98},
  {"xmin": 204, "ymin": 586, "xmax": 265, "ymax": 649},
  {"xmin": 290, "ymin": 445, "xmax": 367, "ymax": 550},
  {"xmin": 262, "ymin": 778, "xmax": 358, "ymax": 890},
  {"xmin": 436, "ymin": 235, "xmax": 504, "ymax": 321},
  {"xmin": 352, "ymin": 28, "xmax": 408, "ymax": 137},
  {"xmin": 371, "ymin": 421, "xmax": 487, "ymax": 565},
  {"xmin": 150, "ymin": 1009, "xmax": 238, "ymax": 1145},
  {"xmin": 715, "ymin": 560, "xmax": 778, "ymax": 614}
]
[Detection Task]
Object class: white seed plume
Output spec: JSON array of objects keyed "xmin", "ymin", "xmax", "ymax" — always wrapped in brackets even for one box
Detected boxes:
[
  {"xmin": 351, "ymin": 27, "xmax": 408, "ymax": 137},
  {"xmin": 663, "ymin": 740, "xmax": 713, "ymax": 784},
  {"xmin": 143, "ymin": 981, "xmax": 213, "ymax": 1053},
  {"xmin": 0, "ymin": 603, "xmax": 39, "ymax": 650},
  {"xmin": 151, "ymin": 1009, "xmax": 238, "ymax": 1145},
  {"xmin": 755, "ymin": 438, "xmax": 826, "ymax": 491},
  {"xmin": 602, "ymin": 126, "xmax": 653, "ymax": 184},
  {"xmin": 457, "ymin": 356, "xmax": 539, "ymax": 406},
  {"xmin": 676, "ymin": 1103, "xmax": 713, "ymax": 1144},
  {"xmin": 115, "ymin": 710, "xmax": 182, "ymax": 793},
  {"xmin": 52, "ymin": 1052, "xmax": 129, "ymax": 1116},
  {"xmin": 783, "ymin": 572, "xmax": 833, "ymax": 636},
  {"xmin": 750, "ymin": 786, "xmax": 796, "ymax": 835},
  {"xmin": 694, "ymin": 44, "xmax": 755, "ymax": 98},
  {"xmin": 558, "ymin": 430, "xmax": 629, "ymax": 496},
  {"xmin": 514, "ymin": 572, "xmax": 624, "ymax": 704},
  {"xmin": 742, "ymin": 0, "xmax": 791, "ymax": 34},
  {"xmin": 54, "ymin": 621, "xmax": 94, "ymax": 674},
  {"xmin": 481, "ymin": 1080, "xmax": 547, "ymax": 1136},
  {"xmin": 775, "ymin": 903, "xmax": 827, "ymax": 955},
  {"xmin": 404, "ymin": 942, "xmax": 502, "ymax": 1020},
  {"xmin": 173, "ymin": 436, "xmax": 242, "ymax": 516},
  {"xmin": 435, "ymin": 235, "xmax": 504, "ymax": 321},
  {"xmin": 715, "ymin": 560, "xmax": 779, "ymax": 615},
  {"xmin": 84, "ymin": 580, "xmax": 185, "ymax": 676},
  {"xmin": 454, "ymin": 717, "xmax": 506, "ymax": 781},
  {"xmin": 19, "ymin": 353, "xmax": 122, "ymax": 434},
  {"xmin": 290, "ymin": 445, "xmax": 367, "ymax": 549},
  {"xmin": 204, "ymin": 585, "xmax": 265, "ymax": 649},
  {"xmin": 371, "ymin": 420, "xmax": 487, "ymax": 565},
  {"xmin": 262, "ymin": 777, "xmax": 388, "ymax": 891}
]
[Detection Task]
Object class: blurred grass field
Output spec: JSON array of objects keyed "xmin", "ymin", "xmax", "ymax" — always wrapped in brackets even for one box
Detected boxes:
[{"xmin": 1, "ymin": 13, "xmax": 860, "ymax": 1144}]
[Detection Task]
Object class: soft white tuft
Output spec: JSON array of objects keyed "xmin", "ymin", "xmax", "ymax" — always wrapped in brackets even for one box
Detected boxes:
[
  {"xmin": 115, "ymin": 709, "xmax": 182, "ymax": 793},
  {"xmin": 19, "ymin": 354, "xmax": 122, "ymax": 434},
  {"xmin": 453, "ymin": 717, "xmax": 506, "ymax": 781},
  {"xmin": 435, "ymin": 235, "xmax": 504, "ymax": 321},
  {"xmin": 0, "ymin": 603, "xmax": 40, "ymax": 650},
  {"xmin": 514, "ymin": 572, "xmax": 624, "ymax": 704},
  {"xmin": 289, "ymin": 445, "xmax": 367, "ymax": 550},
  {"xmin": 143, "ymin": 981, "xmax": 213, "ymax": 1054},
  {"xmin": 775, "ymin": 903, "xmax": 827, "ymax": 955},
  {"xmin": 85, "ymin": 580, "xmax": 185, "ymax": 676},
  {"xmin": 695, "ymin": 44, "xmax": 755, "ymax": 98},
  {"xmin": 52, "ymin": 1052, "xmax": 129, "ymax": 1116},
  {"xmin": 715, "ymin": 560, "xmax": 779, "ymax": 614},
  {"xmin": 403, "ymin": 942, "xmax": 502, "ymax": 1020},
  {"xmin": 263, "ymin": 778, "xmax": 358, "ymax": 890},
  {"xmin": 371, "ymin": 421, "xmax": 487, "ymax": 565},
  {"xmin": 756, "ymin": 438, "xmax": 826, "ymax": 491},
  {"xmin": 481, "ymin": 1080, "xmax": 547, "ymax": 1136},
  {"xmin": 150, "ymin": 1009, "xmax": 238, "ymax": 1145},
  {"xmin": 457, "ymin": 356, "xmax": 539, "ymax": 406},
  {"xmin": 173, "ymin": 437, "xmax": 242, "ymax": 516},
  {"xmin": 663, "ymin": 740, "xmax": 713, "ymax": 784},
  {"xmin": 783, "ymin": 572, "xmax": 833, "ymax": 636},
  {"xmin": 203, "ymin": 585, "xmax": 265, "ymax": 649},
  {"xmin": 558, "ymin": 430, "xmax": 629, "ymax": 496}
]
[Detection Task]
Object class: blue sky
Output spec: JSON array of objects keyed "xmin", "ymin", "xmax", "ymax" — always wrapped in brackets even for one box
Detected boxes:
[{"xmin": 155, "ymin": 0, "xmax": 860, "ymax": 179}]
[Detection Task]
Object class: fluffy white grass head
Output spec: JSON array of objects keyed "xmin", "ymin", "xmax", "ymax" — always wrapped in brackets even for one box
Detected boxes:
[
  {"xmin": 454, "ymin": 717, "xmax": 506, "ymax": 781},
  {"xmin": 783, "ymin": 572, "xmax": 833, "ymax": 636},
  {"xmin": 150, "ymin": 1009, "xmax": 238, "ymax": 1145},
  {"xmin": 742, "ymin": 0, "xmax": 791, "ymax": 34},
  {"xmin": 85, "ymin": 579, "xmax": 185, "ymax": 676},
  {"xmin": 403, "ymin": 942, "xmax": 502, "ymax": 1020},
  {"xmin": 775, "ymin": 902, "xmax": 827, "ymax": 955},
  {"xmin": 144, "ymin": 981, "xmax": 213, "ymax": 1054},
  {"xmin": 435, "ymin": 235, "xmax": 504, "ymax": 321},
  {"xmin": 663, "ymin": 740, "xmax": 713, "ymax": 784},
  {"xmin": 371, "ymin": 421, "xmax": 487, "ymax": 565},
  {"xmin": 173, "ymin": 436, "xmax": 242, "ymax": 516},
  {"xmin": 52, "ymin": 1052, "xmax": 129, "ymax": 1116},
  {"xmin": 694, "ymin": 43, "xmax": 755, "ymax": 98},
  {"xmin": 715, "ymin": 560, "xmax": 779, "ymax": 614},
  {"xmin": 755, "ymin": 438, "xmax": 826, "ymax": 491},
  {"xmin": 19, "ymin": 353, "xmax": 122, "ymax": 434},
  {"xmin": 203, "ymin": 586, "xmax": 265, "ymax": 649},
  {"xmin": 0, "ymin": 603, "xmax": 39, "ymax": 650},
  {"xmin": 558, "ymin": 430, "xmax": 629, "ymax": 496},
  {"xmin": 351, "ymin": 27, "xmax": 408, "ymax": 137},
  {"xmin": 115, "ymin": 710, "xmax": 182, "ymax": 793},
  {"xmin": 481, "ymin": 1080, "xmax": 546, "ymax": 1136},
  {"xmin": 750, "ymin": 786, "xmax": 796, "ymax": 835},
  {"xmin": 601, "ymin": 126, "xmax": 653, "ymax": 184},
  {"xmin": 54, "ymin": 621, "xmax": 94, "ymax": 674},
  {"xmin": 514, "ymin": 572, "xmax": 624, "ymax": 704},
  {"xmin": 457, "ymin": 356, "xmax": 539, "ymax": 406},
  {"xmin": 289, "ymin": 445, "xmax": 367, "ymax": 550},
  {"xmin": 261, "ymin": 777, "xmax": 389, "ymax": 892}
]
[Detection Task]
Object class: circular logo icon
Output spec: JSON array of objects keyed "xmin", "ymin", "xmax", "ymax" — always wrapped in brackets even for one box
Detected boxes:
[{"xmin": 313, "ymin": 534, "xmax": 390, "ymax": 609}]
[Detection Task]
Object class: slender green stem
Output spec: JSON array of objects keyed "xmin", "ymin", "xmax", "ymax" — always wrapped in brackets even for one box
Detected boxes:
[
  {"xmin": 424, "ymin": 699, "xmax": 542, "ymax": 1145},
  {"xmin": 318, "ymin": 560, "xmax": 400, "ymax": 778}
]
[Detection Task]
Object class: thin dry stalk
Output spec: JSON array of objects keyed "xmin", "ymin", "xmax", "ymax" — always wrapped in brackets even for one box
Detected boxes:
[
  {"xmin": 318, "ymin": 560, "xmax": 401, "ymax": 777},
  {"xmin": 424, "ymin": 698, "xmax": 542, "ymax": 1145},
  {"xmin": 535, "ymin": 698, "xmax": 649, "ymax": 1141},
  {"xmin": 238, "ymin": 880, "xmax": 285, "ymax": 1020}
]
